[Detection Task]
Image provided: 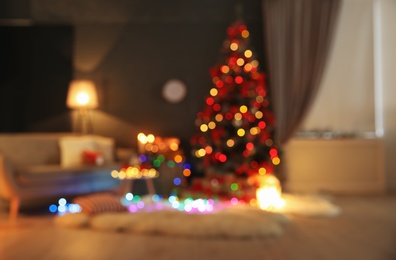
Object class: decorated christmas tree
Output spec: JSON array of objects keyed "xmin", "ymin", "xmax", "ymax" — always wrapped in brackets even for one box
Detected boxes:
[{"xmin": 189, "ymin": 20, "xmax": 280, "ymax": 199}]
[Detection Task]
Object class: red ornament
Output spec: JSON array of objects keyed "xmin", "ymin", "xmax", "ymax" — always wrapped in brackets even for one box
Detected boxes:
[
  {"xmin": 216, "ymin": 80, "xmax": 224, "ymax": 88},
  {"xmin": 238, "ymin": 25, "xmax": 247, "ymax": 32},
  {"xmin": 206, "ymin": 97, "xmax": 214, "ymax": 106},
  {"xmin": 235, "ymin": 76, "xmax": 243, "ymax": 84},
  {"xmin": 225, "ymin": 76, "xmax": 233, "ymax": 84},
  {"xmin": 235, "ymin": 163, "xmax": 249, "ymax": 174},
  {"xmin": 228, "ymin": 57, "xmax": 237, "ymax": 66},
  {"xmin": 225, "ymin": 112, "xmax": 233, "ymax": 121},
  {"xmin": 211, "ymin": 128, "xmax": 225, "ymax": 142},
  {"xmin": 213, "ymin": 103, "xmax": 221, "ymax": 111},
  {"xmin": 227, "ymin": 27, "xmax": 237, "ymax": 37},
  {"xmin": 258, "ymin": 121, "xmax": 266, "ymax": 129}
]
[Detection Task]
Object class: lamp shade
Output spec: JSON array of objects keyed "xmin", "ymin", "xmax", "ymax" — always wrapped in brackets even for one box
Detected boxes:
[{"xmin": 66, "ymin": 80, "xmax": 98, "ymax": 109}]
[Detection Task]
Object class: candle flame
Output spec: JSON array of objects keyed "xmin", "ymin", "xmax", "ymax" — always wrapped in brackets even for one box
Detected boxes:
[
  {"xmin": 255, "ymin": 175, "xmax": 285, "ymax": 211},
  {"xmin": 256, "ymin": 186, "xmax": 285, "ymax": 210}
]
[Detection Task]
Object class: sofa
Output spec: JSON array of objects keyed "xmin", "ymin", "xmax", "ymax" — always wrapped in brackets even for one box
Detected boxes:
[{"xmin": 0, "ymin": 133, "xmax": 121, "ymax": 218}]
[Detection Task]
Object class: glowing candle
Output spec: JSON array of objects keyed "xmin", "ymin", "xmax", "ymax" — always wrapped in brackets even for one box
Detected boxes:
[{"xmin": 255, "ymin": 175, "xmax": 285, "ymax": 211}]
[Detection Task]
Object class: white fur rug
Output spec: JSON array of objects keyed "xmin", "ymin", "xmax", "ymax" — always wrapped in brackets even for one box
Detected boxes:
[
  {"xmin": 54, "ymin": 194, "xmax": 340, "ymax": 239},
  {"xmin": 55, "ymin": 205, "xmax": 289, "ymax": 238},
  {"xmin": 278, "ymin": 193, "xmax": 341, "ymax": 217}
]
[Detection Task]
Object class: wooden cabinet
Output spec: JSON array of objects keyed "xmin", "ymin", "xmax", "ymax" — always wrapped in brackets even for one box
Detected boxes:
[{"xmin": 283, "ymin": 138, "xmax": 385, "ymax": 194}]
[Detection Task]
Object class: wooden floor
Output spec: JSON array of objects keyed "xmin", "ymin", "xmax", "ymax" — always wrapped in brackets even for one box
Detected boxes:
[{"xmin": 0, "ymin": 194, "xmax": 396, "ymax": 260}]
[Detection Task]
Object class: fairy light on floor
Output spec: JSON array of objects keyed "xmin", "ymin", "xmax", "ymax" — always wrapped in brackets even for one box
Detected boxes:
[
  {"xmin": 117, "ymin": 192, "xmax": 219, "ymax": 214},
  {"xmin": 166, "ymin": 195, "xmax": 217, "ymax": 213},
  {"xmin": 49, "ymin": 198, "xmax": 82, "ymax": 215},
  {"xmin": 52, "ymin": 173, "xmax": 284, "ymax": 214},
  {"xmin": 50, "ymin": 175, "xmax": 287, "ymax": 215},
  {"xmin": 51, "ymin": 171, "xmax": 338, "ymax": 217}
]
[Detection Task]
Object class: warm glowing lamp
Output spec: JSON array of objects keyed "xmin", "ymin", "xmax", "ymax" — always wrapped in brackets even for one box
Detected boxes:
[
  {"xmin": 256, "ymin": 175, "xmax": 285, "ymax": 211},
  {"xmin": 66, "ymin": 80, "xmax": 98, "ymax": 134},
  {"xmin": 67, "ymin": 80, "xmax": 98, "ymax": 109}
]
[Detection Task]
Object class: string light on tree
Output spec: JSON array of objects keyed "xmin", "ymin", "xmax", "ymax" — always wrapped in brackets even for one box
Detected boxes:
[{"xmin": 190, "ymin": 19, "xmax": 281, "ymax": 199}]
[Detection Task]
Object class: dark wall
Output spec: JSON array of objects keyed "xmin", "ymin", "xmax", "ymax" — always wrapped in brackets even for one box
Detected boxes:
[
  {"xmin": 0, "ymin": 0, "xmax": 265, "ymax": 148},
  {"xmin": 0, "ymin": 0, "xmax": 30, "ymax": 19},
  {"xmin": 0, "ymin": 25, "xmax": 73, "ymax": 132}
]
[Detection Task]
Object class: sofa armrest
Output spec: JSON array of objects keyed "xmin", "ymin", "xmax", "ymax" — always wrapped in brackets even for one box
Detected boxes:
[{"xmin": 0, "ymin": 154, "xmax": 19, "ymax": 199}]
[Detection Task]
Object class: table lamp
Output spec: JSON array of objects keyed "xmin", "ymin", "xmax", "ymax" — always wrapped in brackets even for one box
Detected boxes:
[{"xmin": 66, "ymin": 80, "xmax": 98, "ymax": 134}]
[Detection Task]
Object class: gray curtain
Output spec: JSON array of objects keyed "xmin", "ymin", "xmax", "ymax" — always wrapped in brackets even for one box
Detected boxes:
[{"xmin": 262, "ymin": 0, "xmax": 341, "ymax": 145}]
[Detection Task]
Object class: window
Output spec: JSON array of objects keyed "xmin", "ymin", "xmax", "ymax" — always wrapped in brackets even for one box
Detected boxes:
[{"xmin": 300, "ymin": 0, "xmax": 379, "ymax": 138}]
